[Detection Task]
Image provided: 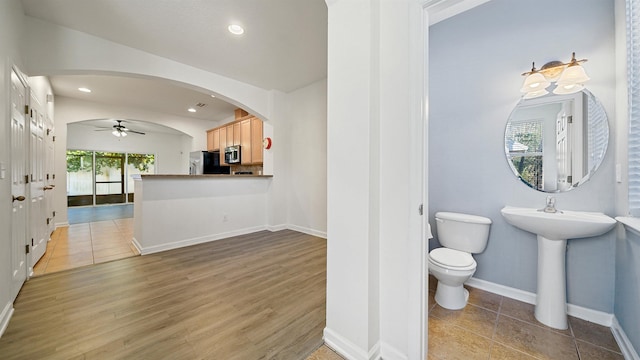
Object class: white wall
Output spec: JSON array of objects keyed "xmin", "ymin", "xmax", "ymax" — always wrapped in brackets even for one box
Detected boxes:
[
  {"xmin": 325, "ymin": 0, "xmax": 424, "ymax": 358},
  {"xmin": 53, "ymin": 96, "xmax": 219, "ymax": 226},
  {"xmin": 429, "ymin": 0, "xmax": 616, "ymax": 312},
  {"xmin": 286, "ymin": 79, "xmax": 327, "ymax": 237},
  {"xmin": 67, "ymin": 123, "xmax": 191, "ymax": 174},
  {"xmin": 133, "ymin": 177, "xmax": 270, "ymax": 254}
]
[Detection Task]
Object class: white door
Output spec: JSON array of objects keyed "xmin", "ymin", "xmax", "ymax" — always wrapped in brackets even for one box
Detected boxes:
[
  {"xmin": 10, "ymin": 68, "xmax": 28, "ymax": 301},
  {"xmin": 44, "ymin": 114, "xmax": 56, "ymax": 236},
  {"xmin": 29, "ymin": 94, "xmax": 46, "ymax": 267}
]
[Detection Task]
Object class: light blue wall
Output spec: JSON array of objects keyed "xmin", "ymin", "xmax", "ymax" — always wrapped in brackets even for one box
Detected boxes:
[
  {"xmin": 615, "ymin": 230, "xmax": 640, "ymax": 351},
  {"xmin": 429, "ymin": 0, "xmax": 617, "ymax": 312}
]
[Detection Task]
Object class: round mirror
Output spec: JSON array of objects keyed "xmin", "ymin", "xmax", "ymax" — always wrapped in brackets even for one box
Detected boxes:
[{"xmin": 504, "ymin": 89, "xmax": 609, "ymax": 192}]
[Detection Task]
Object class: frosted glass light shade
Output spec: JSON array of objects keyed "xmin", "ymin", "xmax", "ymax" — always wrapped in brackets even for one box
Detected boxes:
[
  {"xmin": 556, "ymin": 64, "xmax": 590, "ymax": 85},
  {"xmin": 553, "ymin": 83, "xmax": 584, "ymax": 95},
  {"xmin": 520, "ymin": 72, "xmax": 551, "ymax": 93},
  {"xmin": 112, "ymin": 130, "xmax": 120, "ymax": 137},
  {"xmin": 523, "ymin": 89, "xmax": 549, "ymax": 99}
]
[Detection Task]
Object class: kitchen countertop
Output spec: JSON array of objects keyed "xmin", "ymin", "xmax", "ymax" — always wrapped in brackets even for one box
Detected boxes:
[{"xmin": 136, "ymin": 174, "xmax": 273, "ymax": 179}]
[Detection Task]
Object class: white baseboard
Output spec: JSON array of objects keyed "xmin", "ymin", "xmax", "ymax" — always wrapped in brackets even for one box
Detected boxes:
[
  {"xmin": 380, "ymin": 341, "xmax": 407, "ymax": 360},
  {"xmin": 465, "ymin": 277, "xmax": 613, "ymax": 327},
  {"xmin": 131, "ymin": 237, "xmax": 142, "ymax": 254},
  {"xmin": 465, "ymin": 277, "xmax": 536, "ymax": 305},
  {"xmin": 267, "ymin": 224, "xmax": 287, "ymax": 232},
  {"xmin": 324, "ymin": 327, "xmax": 374, "ymax": 360},
  {"xmin": 287, "ymin": 224, "xmax": 327, "ymax": 239},
  {"xmin": 137, "ymin": 225, "xmax": 268, "ymax": 255},
  {"xmin": 612, "ymin": 316, "xmax": 640, "ymax": 360},
  {"xmin": 55, "ymin": 221, "xmax": 69, "ymax": 228},
  {"xmin": 135, "ymin": 225, "xmax": 326, "ymax": 256},
  {"xmin": 0, "ymin": 302, "xmax": 14, "ymax": 339}
]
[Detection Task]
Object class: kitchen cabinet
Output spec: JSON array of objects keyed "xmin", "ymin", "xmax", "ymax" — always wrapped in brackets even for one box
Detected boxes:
[
  {"xmin": 205, "ymin": 113, "xmax": 264, "ymax": 165},
  {"xmin": 207, "ymin": 129, "xmax": 220, "ymax": 151},
  {"xmin": 251, "ymin": 118, "xmax": 263, "ymax": 164},
  {"xmin": 225, "ymin": 125, "xmax": 234, "ymax": 148},
  {"xmin": 207, "ymin": 130, "xmax": 215, "ymax": 151},
  {"xmin": 212, "ymin": 129, "xmax": 220, "ymax": 150},
  {"xmin": 239, "ymin": 117, "xmax": 263, "ymax": 165},
  {"xmin": 233, "ymin": 122, "xmax": 241, "ymax": 145},
  {"xmin": 219, "ymin": 127, "xmax": 228, "ymax": 164},
  {"xmin": 240, "ymin": 119, "xmax": 252, "ymax": 164}
]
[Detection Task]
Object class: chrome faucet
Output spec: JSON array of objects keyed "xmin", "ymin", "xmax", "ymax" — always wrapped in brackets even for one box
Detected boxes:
[{"xmin": 542, "ymin": 196, "xmax": 557, "ymax": 213}]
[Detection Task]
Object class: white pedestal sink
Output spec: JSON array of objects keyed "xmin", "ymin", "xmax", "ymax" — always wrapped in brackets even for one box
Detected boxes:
[{"xmin": 500, "ymin": 206, "xmax": 616, "ymax": 329}]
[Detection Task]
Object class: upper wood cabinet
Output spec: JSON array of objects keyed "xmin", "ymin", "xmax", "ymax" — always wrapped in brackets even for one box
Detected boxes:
[
  {"xmin": 250, "ymin": 118, "xmax": 263, "ymax": 164},
  {"xmin": 207, "ymin": 130, "xmax": 215, "ymax": 151},
  {"xmin": 239, "ymin": 117, "xmax": 263, "ymax": 165},
  {"xmin": 206, "ymin": 113, "xmax": 264, "ymax": 165},
  {"xmin": 207, "ymin": 128, "xmax": 220, "ymax": 151},
  {"xmin": 233, "ymin": 122, "xmax": 241, "ymax": 146},
  {"xmin": 240, "ymin": 119, "xmax": 252, "ymax": 164},
  {"xmin": 212, "ymin": 129, "xmax": 219, "ymax": 150},
  {"xmin": 225, "ymin": 124, "xmax": 234, "ymax": 148},
  {"xmin": 219, "ymin": 126, "xmax": 228, "ymax": 163}
]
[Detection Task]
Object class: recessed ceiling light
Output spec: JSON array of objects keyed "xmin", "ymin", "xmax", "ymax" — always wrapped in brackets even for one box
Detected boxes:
[
  {"xmin": 78, "ymin": 87, "xmax": 92, "ymax": 93},
  {"xmin": 188, "ymin": 108, "xmax": 197, "ymax": 113},
  {"xmin": 228, "ymin": 24, "xmax": 244, "ymax": 35},
  {"xmin": 210, "ymin": 94, "xmax": 216, "ymax": 98}
]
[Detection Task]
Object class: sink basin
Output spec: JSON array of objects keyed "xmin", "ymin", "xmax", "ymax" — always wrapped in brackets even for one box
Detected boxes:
[
  {"xmin": 500, "ymin": 205, "xmax": 616, "ymax": 330},
  {"xmin": 500, "ymin": 206, "xmax": 616, "ymax": 240}
]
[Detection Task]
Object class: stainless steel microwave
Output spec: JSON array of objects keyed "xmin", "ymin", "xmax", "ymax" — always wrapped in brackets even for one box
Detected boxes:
[{"xmin": 224, "ymin": 145, "xmax": 241, "ymax": 164}]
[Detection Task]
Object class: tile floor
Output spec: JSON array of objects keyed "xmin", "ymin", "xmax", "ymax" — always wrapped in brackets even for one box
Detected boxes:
[
  {"xmin": 427, "ymin": 275, "xmax": 624, "ymax": 360},
  {"xmin": 33, "ymin": 218, "xmax": 138, "ymax": 276},
  {"xmin": 306, "ymin": 276, "xmax": 624, "ymax": 360}
]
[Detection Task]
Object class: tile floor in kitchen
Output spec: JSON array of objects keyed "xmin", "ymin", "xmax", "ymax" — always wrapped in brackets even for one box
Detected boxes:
[{"xmin": 33, "ymin": 217, "xmax": 138, "ymax": 276}]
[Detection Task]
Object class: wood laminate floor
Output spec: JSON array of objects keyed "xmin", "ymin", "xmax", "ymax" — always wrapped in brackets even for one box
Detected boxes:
[{"xmin": 1, "ymin": 230, "xmax": 327, "ymax": 360}]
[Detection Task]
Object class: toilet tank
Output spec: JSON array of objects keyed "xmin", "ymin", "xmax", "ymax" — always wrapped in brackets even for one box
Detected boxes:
[{"xmin": 435, "ymin": 212, "xmax": 492, "ymax": 253}]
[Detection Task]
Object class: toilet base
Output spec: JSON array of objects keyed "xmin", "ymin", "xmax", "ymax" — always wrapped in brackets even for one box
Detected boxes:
[{"xmin": 435, "ymin": 282, "xmax": 469, "ymax": 310}]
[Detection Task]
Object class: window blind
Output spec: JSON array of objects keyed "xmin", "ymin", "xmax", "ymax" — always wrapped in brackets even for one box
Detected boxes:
[{"xmin": 628, "ymin": 0, "xmax": 640, "ymax": 215}]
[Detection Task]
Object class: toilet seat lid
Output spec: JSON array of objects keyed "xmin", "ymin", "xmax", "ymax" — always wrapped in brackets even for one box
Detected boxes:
[{"xmin": 429, "ymin": 248, "xmax": 475, "ymax": 268}]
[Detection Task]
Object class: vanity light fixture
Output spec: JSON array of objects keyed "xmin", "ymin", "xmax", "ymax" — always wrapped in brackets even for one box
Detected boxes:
[{"xmin": 520, "ymin": 52, "xmax": 589, "ymax": 99}]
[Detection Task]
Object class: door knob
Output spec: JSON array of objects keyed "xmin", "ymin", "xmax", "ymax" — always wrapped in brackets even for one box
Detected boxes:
[
  {"xmin": 12, "ymin": 195, "xmax": 25, "ymax": 202},
  {"xmin": 43, "ymin": 186, "xmax": 53, "ymax": 190}
]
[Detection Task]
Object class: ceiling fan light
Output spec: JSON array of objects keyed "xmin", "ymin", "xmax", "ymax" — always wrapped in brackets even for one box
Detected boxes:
[
  {"xmin": 120, "ymin": 131, "xmax": 127, "ymax": 137},
  {"xmin": 112, "ymin": 130, "xmax": 120, "ymax": 137},
  {"xmin": 520, "ymin": 72, "xmax": 550, "ymax": 93}
]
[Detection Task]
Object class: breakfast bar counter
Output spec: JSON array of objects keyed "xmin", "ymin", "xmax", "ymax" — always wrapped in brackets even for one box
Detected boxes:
[{"xmin": 132, "ymin": 174, "xmax": 273, "ymax": 254}]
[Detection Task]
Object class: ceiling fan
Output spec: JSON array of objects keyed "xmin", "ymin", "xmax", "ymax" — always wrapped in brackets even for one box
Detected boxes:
[{"xmin": 96, "ymin": 120, "xmax": 146, "ymax": 137}]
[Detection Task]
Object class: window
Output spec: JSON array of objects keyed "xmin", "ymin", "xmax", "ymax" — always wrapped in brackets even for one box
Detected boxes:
[
  {"xmin": 506, "ymin": 120, "xmax": 544, "ymax": 190},
  {"xmin": 66, "ymin": 150, "xmax": 155, "ymax": 206}
]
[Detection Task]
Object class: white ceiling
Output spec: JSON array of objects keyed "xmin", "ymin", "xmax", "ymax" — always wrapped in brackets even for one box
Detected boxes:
[
  {"xmin": 70, "ymin": 118, "xmax": 185, "ymax": 136},
  {"xmin": 49, "ymin": 75, "xmax": 238, "ymax": 122},
  {"xmin": 21, "ymin": 0, "xmax": 328, "ymax": 124}
]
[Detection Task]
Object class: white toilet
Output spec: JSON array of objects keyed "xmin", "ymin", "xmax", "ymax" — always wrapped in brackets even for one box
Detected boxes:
[{"xmin": 429, "ymin": 211, "xmax": 492, "ymax": 310}]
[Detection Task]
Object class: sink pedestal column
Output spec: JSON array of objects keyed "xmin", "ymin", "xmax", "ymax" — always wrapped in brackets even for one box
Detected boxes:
[{"xmin": 535, "ymin": 235, "xmax": 568, "ymax": 330}]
